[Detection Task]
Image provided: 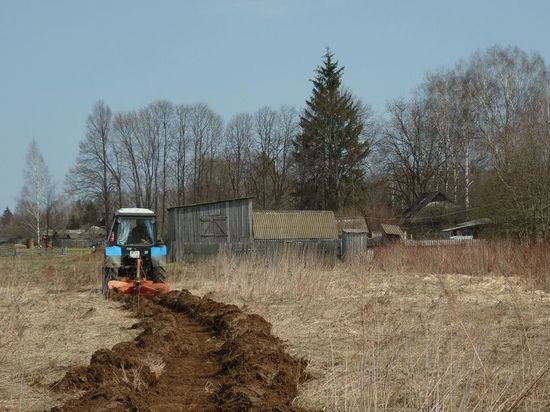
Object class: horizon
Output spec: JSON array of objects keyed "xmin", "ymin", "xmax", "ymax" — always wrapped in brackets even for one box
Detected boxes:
[{"xmin": 1, "ymin": 0, "xmax": 550, "ymax": 211}]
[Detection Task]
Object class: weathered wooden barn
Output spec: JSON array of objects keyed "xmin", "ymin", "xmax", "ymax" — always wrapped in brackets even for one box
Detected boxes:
[
  {"xmin": 167, "ymin": 198, "xmax": 340, "ymax": 262},
  {"xmin": 167, "ymin": 197, "xmax": 254, "ymax": 261}
]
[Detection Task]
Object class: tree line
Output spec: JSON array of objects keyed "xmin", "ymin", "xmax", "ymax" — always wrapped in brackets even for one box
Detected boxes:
[
  {"xmin": 4, "ymin": 46, "xmax": 550, "ymax": 243},
  {"xmin": 64, "ymin": 50, "xmax": 372, "ymax": 234},
  {"xmin": 378, "ymin": 45, "xmax": 550, "ymax": 240}
]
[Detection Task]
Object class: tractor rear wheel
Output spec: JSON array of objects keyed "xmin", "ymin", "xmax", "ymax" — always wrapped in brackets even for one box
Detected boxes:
[
  {"xmin": 101, "ymin": 268, "xmax": 116, "ymax": 298},
  {"xmin": 152, "ymin": 267, "xmax": 166, "ymax": 283}
]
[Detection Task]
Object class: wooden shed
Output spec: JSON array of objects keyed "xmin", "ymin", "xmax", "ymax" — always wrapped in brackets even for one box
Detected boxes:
[
  {"xmin": 341, "ymin": 229, "xmax": 369, "ymax": 259},
  {"xmin": 167, "ymin": 197, "xmax": 254, "ymax": 261},
  {"xmin": 335, "ymin": 217, "xmax": 369, "ymax": 237},
  {"xmin": 167, "ymin": 198, "xmax": 340, "ymax": 263},
  {"xmin": 381, "ymin": 223, "xmax": 405, "ymax": 243}
]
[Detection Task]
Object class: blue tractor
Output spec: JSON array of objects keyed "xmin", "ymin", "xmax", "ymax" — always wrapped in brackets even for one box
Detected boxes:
[{"xmin": 102, "ymin": 208, "xmax": 170, "ymax": 297}]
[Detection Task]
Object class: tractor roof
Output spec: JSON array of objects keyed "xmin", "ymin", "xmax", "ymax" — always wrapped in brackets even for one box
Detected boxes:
[{"xmin": 115, "ymin": 208, "xmax": 156, "ymax": 217}]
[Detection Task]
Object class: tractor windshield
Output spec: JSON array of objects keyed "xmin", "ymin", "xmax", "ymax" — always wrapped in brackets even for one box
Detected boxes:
[{"xmin": 117, "ymin": 217, "xmax": 155, "ymax": 245}]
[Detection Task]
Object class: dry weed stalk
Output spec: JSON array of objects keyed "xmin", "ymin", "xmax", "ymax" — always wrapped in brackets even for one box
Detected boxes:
[{"xmin": 144, "ymin": 354, "xmax": 166, "ymax": 378}]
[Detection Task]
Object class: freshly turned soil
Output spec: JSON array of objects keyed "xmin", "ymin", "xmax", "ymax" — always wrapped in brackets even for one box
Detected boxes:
[{"xmin": 51, "ymin": 290, "xmax": 309, "ymax": 411}]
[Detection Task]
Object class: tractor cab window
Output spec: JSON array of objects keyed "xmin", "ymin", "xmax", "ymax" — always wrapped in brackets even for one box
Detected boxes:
[{"xmin": 117, "ymin": 218, "xmax": 155, "ymax": 245}]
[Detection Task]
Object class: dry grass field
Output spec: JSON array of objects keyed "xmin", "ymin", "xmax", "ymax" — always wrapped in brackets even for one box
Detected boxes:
[
  {"xmin": 0, "ymin": 252, "xmax": 140, "ymax": 410},
  {"xmin": 1, "ymin": 241, "xmax": 549, "ymax": 411},
  {"xmin": 171, "ymin": 242, "xmax": 550, "ymax": 411}
]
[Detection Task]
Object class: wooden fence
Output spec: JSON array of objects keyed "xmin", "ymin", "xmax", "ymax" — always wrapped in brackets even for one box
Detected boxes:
[
  {"xmin": 0, "ymin": 246, "xmax": 67, "ymax": 257},
  {"xmin": 404, "ymin": 239, "xmax": 481, "ymax": 247}
]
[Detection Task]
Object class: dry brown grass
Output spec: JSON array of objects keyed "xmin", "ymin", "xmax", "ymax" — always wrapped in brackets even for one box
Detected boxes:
[
  {"xmin": 171, "ymin": 242, "xmax": 550, "ymax": 411},
  {"xmin": 1, "ymin": 242, "xmax": 549, "ymax": 410},
  {"xmin": 372, "ymin": 240, "xmax": 550, "ymax": 291},
  {"xmin": 0, "ymin": 252, "xmax": 140, "ymax": 411}
]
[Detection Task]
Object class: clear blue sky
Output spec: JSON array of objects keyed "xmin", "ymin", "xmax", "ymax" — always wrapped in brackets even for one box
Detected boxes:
[{"xmin": 1, "ymin": 0, "xmax": 549, "ymax": 211}]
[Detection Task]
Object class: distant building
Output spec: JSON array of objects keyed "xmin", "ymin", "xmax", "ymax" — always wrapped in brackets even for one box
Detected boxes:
[
  {"xmin": 166, "ymin": 198, "xmax": 339, "ymax": 262},
  {"xmin": 167, "ymin": 197, "xmax": 254, "ymax": 261},
  {"xmin": 403, "ymin": 192, "xmax": 464, "ymax": 238},
  {"xmin": 335, "ymin": 217, "xmax": 369, "ymax": 237},
  {"xmin": 380, "ymin": 223, "xmax": 405, "ymax": 243},
  {"xmin": 253, "ymin": 210, "xmax": 340, "ymax": 261},
  {"xmin": 253, "ymin": 210, "xmax": 338, "ymax": 241},
  {"xmin": 442, "ymin": 218, "xmax": 492, "ymax": 239}
]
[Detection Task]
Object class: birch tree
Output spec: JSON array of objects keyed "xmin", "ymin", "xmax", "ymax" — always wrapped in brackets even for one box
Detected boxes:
[{"xmin": 18, "ymin": 140, "xmax": 51, "ymax": 245}]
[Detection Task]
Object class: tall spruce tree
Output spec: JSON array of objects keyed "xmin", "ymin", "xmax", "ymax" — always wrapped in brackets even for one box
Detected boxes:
[{"xmin": 294, "ymin": 49, "xmax": 369, "ymax": 211}]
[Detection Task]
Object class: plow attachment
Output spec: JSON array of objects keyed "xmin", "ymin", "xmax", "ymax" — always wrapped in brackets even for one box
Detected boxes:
[
  {"xmin": 107, "ymin": 256, "xmax": 170, "ymax": 298},
  {"xmin": 108, "ymin": 279, "xmax": 170, "ymax": 298}
]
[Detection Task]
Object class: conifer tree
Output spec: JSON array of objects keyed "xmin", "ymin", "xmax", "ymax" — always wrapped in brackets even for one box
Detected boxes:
[
  {"xmin": 294, "ymin": 49, "xmax": 369, "ymax": 211},
  {"xmin": 1, "ymin": 207, "xmax": 12, "ymax": 226}
]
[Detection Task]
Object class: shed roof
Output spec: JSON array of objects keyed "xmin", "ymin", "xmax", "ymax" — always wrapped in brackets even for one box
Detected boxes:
[
  {"xmin": 116, "ymin": 208, "xmax": 155, "ymax": 216},
  {"xmin": 442, "ymin": 218, "xmax": 492, "ymax": 232},
  {"xmin": 253, "ymin": 211, "xmax": 338, "ymax": 240},
  {"xmin": 167, "ymin": 197, "xmax": 254, "ymax": 210},
  {"xmin": 381, "ymin": 223, "xmax": 405, "ymax": 237},
  {"xmin": 335, "ymin": 217, "xmax": 369, "ymax": 235},
  {"xmin": 404, "ymin": 192, "xmax": 451, "ymax": 219}
]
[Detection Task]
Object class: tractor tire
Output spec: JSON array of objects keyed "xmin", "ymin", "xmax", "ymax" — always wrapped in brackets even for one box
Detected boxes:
[
  {"xmin": 101, "ymin": 268, "xmax": 116, "ymax": 298},
  {"xmin": 152, "ymin": 267, "xmax": 166, "ymax": 283}
]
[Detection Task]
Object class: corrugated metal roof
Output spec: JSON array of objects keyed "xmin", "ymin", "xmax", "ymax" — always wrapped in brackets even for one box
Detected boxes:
[
  {"xmin": 253, "ymin": 211, "xmax": 338, "ymax": 240},
  {"xmin": 381, "ymin": 223, "xmax": 404, "ymax": 237},
  {"xmin": 335, "ymin": 217, "xmax": 369, "ymax": 234}
]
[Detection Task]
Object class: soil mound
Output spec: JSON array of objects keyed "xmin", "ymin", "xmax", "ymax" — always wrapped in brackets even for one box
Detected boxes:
[{"xmin": 51, "ymin": 290, "xmax": 308, "ymax": 411}]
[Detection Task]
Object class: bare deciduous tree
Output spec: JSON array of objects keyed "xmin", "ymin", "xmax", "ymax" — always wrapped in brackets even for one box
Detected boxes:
[
  {"xmin": 170, "ymin": 104, "xmax": 192, "ymax": 206},
  {"xmin": 382, "ymin": 99, "xmax": 443, "ymax": 208},
  {"xmin": 269, "ymin": 105, "xmax": 298, "ymax": 207},
  {"xmin": 67, "ymin": 100, "xmax": 113, "ymax": 225},
  {"xmin": 224, "ymin": 113, "xmax": 254, "ymax": 198},
  {"xmin": 188, "ymin": 103, "xmax": 223, "ymax": 202},
  {"xmin": 18, "ymin": 140, "xmax": 51, "ymax": 245}
]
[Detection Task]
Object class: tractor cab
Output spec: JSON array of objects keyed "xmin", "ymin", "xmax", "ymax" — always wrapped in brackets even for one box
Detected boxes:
[
  {"xmin": 102, "ymin": 208, "xmax": 169, "ymax": 297},
  {"xmin": 109, "ymin": 209, "xmax": 156, "ymax": 247}
]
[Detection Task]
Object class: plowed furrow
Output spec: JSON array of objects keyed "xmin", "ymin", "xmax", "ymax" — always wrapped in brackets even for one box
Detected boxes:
[{"xmin": 51, "ymin": 290, "xmax": 309, "ymax": 411}]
